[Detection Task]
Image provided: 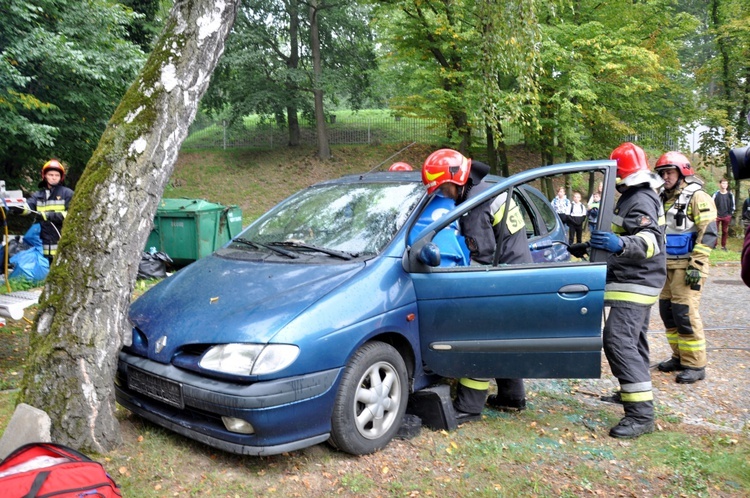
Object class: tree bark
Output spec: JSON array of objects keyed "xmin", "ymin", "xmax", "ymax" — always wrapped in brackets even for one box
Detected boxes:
[
  {"xmin": 309, "ymin": 0, "xmax": 331, "ymax": 160},
  {"xmin": 286, "ymin": 0, "xmax": 301, "ymax": 147},
  {"xmin": 19, "ymin": 0, "xmax": 239, "ymax": 453}
]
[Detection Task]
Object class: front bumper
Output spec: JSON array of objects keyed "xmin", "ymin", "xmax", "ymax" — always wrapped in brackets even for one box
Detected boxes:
[{"xmin": 115, "ymin": 351, "xmax": 341, "ymax": 456}]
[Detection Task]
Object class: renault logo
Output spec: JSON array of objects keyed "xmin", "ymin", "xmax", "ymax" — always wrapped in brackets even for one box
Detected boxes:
[{"xmin": 155, "ymin": 335, "xmax": 167, "ymax": 354}]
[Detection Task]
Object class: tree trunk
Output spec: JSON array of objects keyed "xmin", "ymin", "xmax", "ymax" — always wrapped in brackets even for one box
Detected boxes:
[
  {"xmin": 19, "ymin": 0, "xmax": 239, "ymax": 453},
  {"xmin": 309, "ymin": 0, "xmax": 330, "ymax": 160},
  {"xmin": 286, "ymin": 0, "xmax": 301, "ymax": 147},
  {"xmin": 485, "ymin": 124, "xmax": 497, "ymax": 175},
  {"xmin": 287, "ymin": 105, "xmax": 301, "ymax": 147}
]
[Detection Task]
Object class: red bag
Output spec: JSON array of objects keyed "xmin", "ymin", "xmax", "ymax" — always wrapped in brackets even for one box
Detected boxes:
[{"xmin": 0, "ymin": 442, "xmax": 121, "ymax": 497}]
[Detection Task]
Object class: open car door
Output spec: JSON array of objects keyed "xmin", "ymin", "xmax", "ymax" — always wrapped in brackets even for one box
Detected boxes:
[{"xmin": 406, "ymin": 160, "xmax": 617, "ymax": 379}]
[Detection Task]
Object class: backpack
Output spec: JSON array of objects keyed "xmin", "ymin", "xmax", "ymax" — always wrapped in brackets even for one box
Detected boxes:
[{"xmin": 0, "ymin": 442, "xmax": 121, "ymax": 497}]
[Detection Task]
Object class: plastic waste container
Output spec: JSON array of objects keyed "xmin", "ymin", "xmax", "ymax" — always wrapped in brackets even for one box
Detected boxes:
[{"xmin": 145, "ymin": 198, "xmax": 242, "ymax": 266}]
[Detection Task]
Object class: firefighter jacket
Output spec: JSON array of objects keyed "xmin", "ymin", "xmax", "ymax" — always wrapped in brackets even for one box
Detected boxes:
[
  {"xmin": 660, "ymin": 180, "xmax": 717, "ymax": 275},
  {"xmin": 458, "ymin": 161, "xmax": 533, "ymax": 266},
  {"xmin": 604, "ymin": 185, "xmax": 666, "ymax": 307},
  {"xmin": 24, "ymin": 183, "xmax": 74, "ymax": 257}
]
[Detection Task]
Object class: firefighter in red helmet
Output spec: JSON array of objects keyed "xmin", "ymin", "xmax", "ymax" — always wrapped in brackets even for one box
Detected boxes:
[
  {"xmin": 388, "ymin": 162, "xmax": 413, "ymax": 172},
  {"xmin": 19, "ymin": 159, "xmax": 75, "ymax": 262},
  {"xmin": 585, "ymin": 142, "xmax": 666, "ymax": 438},
  {"xmin": 654, "ymin": 151, "xmax": 717, "ymax": 384},
  {"xmin": 421, "ymin": 149, "xmax": 530, "ymax": 422}
]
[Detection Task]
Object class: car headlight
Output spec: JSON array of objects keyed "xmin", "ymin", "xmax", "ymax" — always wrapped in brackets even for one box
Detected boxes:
[{"xmin": 199, "ymin": 344, "xmax": 299, "ymax": 375}]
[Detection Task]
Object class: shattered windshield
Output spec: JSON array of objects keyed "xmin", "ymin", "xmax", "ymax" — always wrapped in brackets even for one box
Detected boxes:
[{"xmin": 237, "ymin": 181, "xmax": 424, "ymax": 257}]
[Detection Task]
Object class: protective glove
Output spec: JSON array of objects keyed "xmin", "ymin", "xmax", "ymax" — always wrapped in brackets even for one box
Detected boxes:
[
  {"xmin": 568, "ymin": 242, "xmax": 589, "ymax": 258},
  {"xmin": 589, "ymin": 230, "xmax": 624, "ymax": 254},
  {"xmin": 685, "ymin": 266, "xmax": 702, "ymax": 286}
]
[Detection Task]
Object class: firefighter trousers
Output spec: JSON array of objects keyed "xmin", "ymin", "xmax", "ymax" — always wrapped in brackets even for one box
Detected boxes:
[
  {"xmin": 603, "ymin": 306, "xmax": 654, "ymax": 422},
  {"xmin": 659, "ymin": 267, "xmax": 707, "ymax": 368},
  {"xmin": 454, "ymin": 378, "xmax": 525, "ymax": 414}
]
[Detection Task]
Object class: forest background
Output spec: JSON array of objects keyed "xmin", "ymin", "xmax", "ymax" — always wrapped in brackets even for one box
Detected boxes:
[{"xmin": 1, "ymin": 0, "xmax": 749, "ymax": 204}]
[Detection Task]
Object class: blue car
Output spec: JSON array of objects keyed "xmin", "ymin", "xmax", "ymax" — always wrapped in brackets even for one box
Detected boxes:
[{"xmin": 116, "ymin": 160, "xmax": 617, "ymax": 456}]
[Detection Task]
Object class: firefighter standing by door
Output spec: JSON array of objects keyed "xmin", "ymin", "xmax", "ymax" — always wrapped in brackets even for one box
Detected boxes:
[
  {"xmin": 581, "ymin": 143, "xmax": 666, "ymax": 438},
  {"xmin": 19, "ymin": 159, "xmax": 74, "ymax": 262},
  {"xmin": 421, "ymin": 149, "xmax": 531, "ymax": 422},
  {"xmin": 654, "ymin": 152, "xmax": 717, "ymax": 384}
]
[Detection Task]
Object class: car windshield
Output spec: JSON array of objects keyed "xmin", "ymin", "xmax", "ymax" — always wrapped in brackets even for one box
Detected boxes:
[{"xmin": 237, "ymin": 181, "xmax": 424, "ymax": 257}]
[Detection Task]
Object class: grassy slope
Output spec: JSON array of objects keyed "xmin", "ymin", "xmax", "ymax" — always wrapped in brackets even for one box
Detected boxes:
[{"xmin": 0, "ymin": 143, "xmax": 748, "ymax": 497}]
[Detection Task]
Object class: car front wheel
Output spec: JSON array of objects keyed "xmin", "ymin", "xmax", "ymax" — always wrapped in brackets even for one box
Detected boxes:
[{"xmin": 329, "ymin": 341, "xmax": 408, "ymax": 455}]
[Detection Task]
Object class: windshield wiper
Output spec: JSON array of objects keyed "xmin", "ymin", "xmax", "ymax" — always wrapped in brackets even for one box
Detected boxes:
[
  {"xmin": 232, "ymin": 237, "xmax": 299, "ymax": 259},
  {"xmin": 268, "ymin": 241, "xmax": 356, "ymax": 260}
]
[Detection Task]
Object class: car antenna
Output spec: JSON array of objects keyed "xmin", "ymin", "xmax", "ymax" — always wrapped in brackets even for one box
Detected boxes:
[{"xmin": 361, "ymin": 142, "xmax": 417, "ymax": 177}]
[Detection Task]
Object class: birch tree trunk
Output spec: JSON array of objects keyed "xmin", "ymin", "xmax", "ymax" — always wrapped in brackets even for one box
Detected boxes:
[{"xmin": 19, "ymin": 0, "xmax": 239, "ymax": 453}]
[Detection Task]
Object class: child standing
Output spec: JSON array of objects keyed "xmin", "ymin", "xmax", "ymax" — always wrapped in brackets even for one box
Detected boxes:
[{"xmin": 567, "ymin": 192, "xmax": 587, "ymax": 244}]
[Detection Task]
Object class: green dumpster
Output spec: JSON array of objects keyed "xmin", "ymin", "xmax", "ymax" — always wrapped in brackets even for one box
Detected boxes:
[{"xmin": 145, "ymin": 198, "xmax": 242, "ymax": 265}]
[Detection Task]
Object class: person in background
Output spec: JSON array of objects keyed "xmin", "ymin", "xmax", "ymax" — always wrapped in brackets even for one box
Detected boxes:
[
  {"xmin": 551, "ymin": 187, "xmax": 571, "ymax": 235},
  {"xmin": 18, "ymin": 159, "xmax": 74, "ymax": 263},
  {"xmin": 588, "ymin": 181, "xmax": 603, "ymax": 205},
  {"xmin": 582, "ymin": 142, "xmax": 666, "ymax": 438},
  {"xmin": 654, "ymin": 151, "xmax": 717, "ymax": 384},
  {"xmin": 388, "ymin": 162, "xmax": 413, "ymax": 172},
  {"xmin": 567, "ymin": 191, "xmax": 586, "ymax": 244},
  {"xmin": 741, "ymin": 189, "xmax": 750, "ymax": 229},
  {"xmin": 742, "ymin": 224, "xmax": 750, "ymax": 287},
  {"xmin": 422, "ymin": 149, "xmax": 530, "ymax": 422},
  {"xmin": 712, "ymin": 178, "xmax": 734, "ymax": 251},
  {"xmin": 587, "ymin": 191, "xmax": 601, "ymax": 232}
]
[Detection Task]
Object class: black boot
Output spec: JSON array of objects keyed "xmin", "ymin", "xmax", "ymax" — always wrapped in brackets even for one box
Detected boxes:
[
  {"xmin": 609, "ymin": 417, "xmax": 655, "ymax": 438},
  {"xmin": 676, "ymin": 367, "xmax": 705, "ymax": 384},
  {"xmin": 486, "ymin": 395, "xmax": 526, "ymax": 412},
  {"xmin": 610, "ymin": 400, "xmax": 654, "ymax": 439},
  {"xmin": 657, "ymin": 357, "xmax": 684, "ymax": 372}
]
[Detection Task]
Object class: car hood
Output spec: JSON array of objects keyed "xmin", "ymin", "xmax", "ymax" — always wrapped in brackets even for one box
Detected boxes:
[{"xmin": 129, "ymin": 254, "xmax": 365, "ymax": 359}]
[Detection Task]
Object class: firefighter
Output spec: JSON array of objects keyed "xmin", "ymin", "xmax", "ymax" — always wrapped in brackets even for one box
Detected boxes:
[
  {"xmin": 585, "ymin": 142, "xmax": 666, "ymax": 438},
  {"xmin": 20, "ymin": 159, "xmax": 75, "ymax": 262},
  {"xmin": 654, "ymin": 151, "xmax": 718, "ymax": 384},
  {"xmin": 421, "ymin": 149, "xmax": 530, "ymax": 421}
]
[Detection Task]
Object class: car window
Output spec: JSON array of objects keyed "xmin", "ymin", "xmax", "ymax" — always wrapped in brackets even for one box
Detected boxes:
[
  {"xmin": 513, "ymin": 191, "xmax": 541, "ymax": 238},
  {"xmin": 240, "ymin": 182, "xmax": 424, "ymax": 256},
  {"xmin": 525, "ymin": 188, "xmax": 557, "ymax": 234}
]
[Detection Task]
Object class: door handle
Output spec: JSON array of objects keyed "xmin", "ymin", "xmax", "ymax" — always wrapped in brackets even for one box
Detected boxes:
[{"xmin": 558, "ymin": 284, "xmax": 589, "ymax": 296}]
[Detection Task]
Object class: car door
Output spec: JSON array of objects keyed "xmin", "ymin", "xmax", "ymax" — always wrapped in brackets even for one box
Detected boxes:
[{"xmin": 406, "ymin": 160, "xmax": 617, "ymax": 380}]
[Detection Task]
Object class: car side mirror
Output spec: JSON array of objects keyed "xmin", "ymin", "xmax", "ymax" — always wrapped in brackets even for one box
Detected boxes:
[{"xmin": 418, "ymin": 242, "xmax": 441, "ymax": 267}]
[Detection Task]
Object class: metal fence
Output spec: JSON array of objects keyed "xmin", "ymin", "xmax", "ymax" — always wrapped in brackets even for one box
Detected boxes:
[
  {"xmin": 183, "ymin": 114, "xmax": 684, "ymax": 152},
  {"xmin": 183, "ymin": 116, "xmax": 525, "ymax": 149}
]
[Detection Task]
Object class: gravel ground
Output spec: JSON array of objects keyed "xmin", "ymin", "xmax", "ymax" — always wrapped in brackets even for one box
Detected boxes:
[{"xmin": 535, "ymin": 263, "xmax": 750, "ymax": 433}]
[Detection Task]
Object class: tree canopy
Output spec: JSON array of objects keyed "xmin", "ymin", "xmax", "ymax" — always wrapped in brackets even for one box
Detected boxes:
[{"xmin": 0, "ymin": 0, "xmax": 145, "ymax": 188}]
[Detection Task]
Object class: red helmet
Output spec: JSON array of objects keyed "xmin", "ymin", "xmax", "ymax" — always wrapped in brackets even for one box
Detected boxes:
[
  {"xmin": 388, "ymin": 162, "xmax": 413, "ymax": 172},
  {"xmin": 655, "ymin": 151, "xmax": 694, "ymax": 177},
  {"xmin": 610, "ymin": 142, "xmax": 649, "ymax": 181},
  {"xmin": 42, "ymin": 159, "xmax": 66, "ymax": 181},
  {"xmin": 422, "ymin": 149, "xmax": 470, "ymax": 195}
]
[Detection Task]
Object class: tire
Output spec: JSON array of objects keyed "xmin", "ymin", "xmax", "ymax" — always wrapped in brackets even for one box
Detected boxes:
[{"xmin": 328, "ymin": 341, "xmax": 408, "ymax": 455}]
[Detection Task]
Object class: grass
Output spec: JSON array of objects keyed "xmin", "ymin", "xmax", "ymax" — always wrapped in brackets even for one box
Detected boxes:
[{"xmin": 1, "ymin": 143, "xmax": 748, "ymax": 497}]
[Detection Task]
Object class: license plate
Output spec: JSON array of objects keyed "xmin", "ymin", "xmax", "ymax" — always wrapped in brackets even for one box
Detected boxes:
[{"xmin": 128, "ymin": 366, "xmax": 184, "ymax": 409}]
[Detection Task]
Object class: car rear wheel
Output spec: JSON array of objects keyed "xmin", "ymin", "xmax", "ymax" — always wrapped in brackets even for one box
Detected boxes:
[{"xmin": 329, "ymin": 341, "xmax": 408, "ymax": 455}]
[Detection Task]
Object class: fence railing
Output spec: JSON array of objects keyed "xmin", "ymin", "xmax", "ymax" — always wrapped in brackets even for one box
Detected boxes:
[
  {"xmin": 183, "ymin": 116, "xmax": 526, "ymax": 149},
  {"xmin": 183, "ymin": 115, "xmax": 686, "ymax": 153}
]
